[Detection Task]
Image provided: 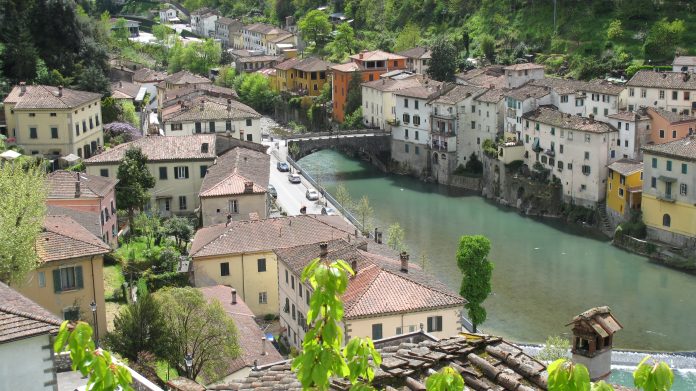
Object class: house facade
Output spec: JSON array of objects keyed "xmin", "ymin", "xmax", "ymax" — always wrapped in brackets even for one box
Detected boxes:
[
  {"xmin": 605, "ymin": 159, "xmax": 643, "ymax": 227},
  {"xmin": 623, "ymin": 70, "xmax": 696, "ymax": 114},
  {"xmin": 641, "ymin": 137, "xmax": 696, "ymax": 247},
  {"xmin": 646, "ymin": 106, "xmax": 696, "ymax": 144},
  {"xmin": 3, "ymin": 84, "xmax": 103, "ymax": 160},
  {"xmin": 191, "ymin": 8, "xmax": 219, "ymax": 37},
  {"xmin": 241, "ymin": 23, "xmax": 295, "ymax": 54},
  {"xmin": 155, "ymin": 71, "xmax": 212, "ymax": 112},
  {"xmin": 46, "ymin": 171, "xmax": 119, "ymax": 247},
  {"xmin": 215, "ymin": 17, "xmax": 243, "ymax": 49},
  {"xmin": 606, "ymin": 110, "xmax": 651, "ymax": 160},
  {"xmin": 84, "ymin": 134, "xmax": 217, "ymax": 216},
  {"xmin": 273, "ymin": 57, "xmax": 334, "ymax": 96},
  {"xmin": 397, "ymin": 47, "xmax": 431, "ymax": 75},
  {"xmin": 13, "ymin": 215, "xmax": 110, "ymax": 343},
  {"xmin": 360, "ymin": 74, "xmax": 424, "ymax": 130}
]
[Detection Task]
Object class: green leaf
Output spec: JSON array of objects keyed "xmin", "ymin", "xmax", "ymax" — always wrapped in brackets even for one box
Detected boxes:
[
  {"xmin": 571, "ymin": 363, "xmax": 591, "ymax": 391},
  {"xmin": 592, "ymin": 380, "xmax": 616, "ymax": 391},
  {"xmin": 53, "ymin": 321, "xmax": 70, "ymax": 353}
]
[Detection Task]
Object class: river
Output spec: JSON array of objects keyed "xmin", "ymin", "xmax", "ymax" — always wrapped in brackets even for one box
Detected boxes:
[{"xmin": 298, "ymin": 149, "xmax": 696, "ymax": 352}]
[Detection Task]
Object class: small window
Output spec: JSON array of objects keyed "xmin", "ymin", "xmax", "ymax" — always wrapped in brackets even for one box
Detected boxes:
[
  {"xmin": 292, "ymin": 304, "xmax": 296, "ymax": 320},
  {"xmin": 371, "ymin": 323, "xmax": 383, "ymax": 340},
  {"xmin": 427, "ymin": 316, "xmax": 443, "ymax": 332},
  {"xmin": 226, "ymin": 120, "xmax": 232, "ymax": 131},
  {"xmin": 585, "ymin": 152, "xmax": 590, "ymax": 160},
  {"xmin": 53, "ymin": 266, "xmax": 83, "ymax": 292},
  {"xmin": 413, "ymin": 115, "xmax": 420, "ymax": 126},
  {"xmin": 174, "ymin": 166, "xmax": 189, "ymax": 179},
  {"xmin": 404, "ymin": 98, "xmax": 409, "ymax": 108},
  {"xmin": 229, "ymin": 199, "xmax": 239, "ymax": 214},
  {"xmin": 291, "ymin": 275, "xmax": 295, "ymax": 290},
  {"xmin": 651, "ymin": 177, "xmax": 657, "ymax": 188},
  {"xmin": 100, "ymin": 169, "xmax": 109, "ymax": 177},
  {"xmin": 29, "ymin": 127, "xmax": 37, "ymax": 139},
  {"xmin": 672, "ymin": 130, "xmax": 677, "ymax": 138},
  {"xmin": 285, "ymin": 269, "xmax": 289, "ymax": 283},
  {"xmin": 179, "ymin": 195, "xmax": 187, "ymax": 210},
  {"xmin": 682, "ymin": 164, "xmax": 688, "ymax": 174},
  {"xmin": 246, "ymin": 134, "xmax": 253, "ymax": 142},
  {"xmin": 257, "ymin": 258, "xmax": 266, "ymax": 272},
  {"xmin": 663, "ymin": 214, "xmax": 671, "ymax": 227},
  {"xmin": 404, "ymin": 144, "xmax": 409, "ymax": 153},
  {"xmin": 619, "ymin": 188, "xmax": 624, "ymax": 197},
  {"xmin": 402, "ymin": 113, "xmax": 410, "ymax": 124},
  {"xmin": 659, "ymin": 129, "xmax": 665, "ymax": 138},
  {"xmin": 38, "ymin": 271, "xmax": 46, "ymax": 287},
  {"xmin": 51, "ymin": 127, "xmax": 58, "ymax": 139},
  {"xmin": 195, "ymin": 122, "xmax": 202, "ymax": 133},
  {"xmin": 29, "ymin": 113, "xmax": 36, "ymax": 117},
  {"xmin": 50, "ymin": 112, "xmax": 57, "ymax": 117},
  {"xmin": 200, "ymin": 165, "xmax": 208, "ymax": 178},
  {"xmin": 63, "ymin": 307, "xmax": 80, "ymax": 322},
  {"xmin": 666, "ymin": 161, "xmax": 672, "ymax": 171},
  {"xmin": 680, "ymin": 183, "xmax": 688, "ymax": 195},
  {"xmin": 672, "ymin": 91, "xmax": 678, "ymax": 100},
  {"xmin": 396, "ymin": 326, "xmax": 402, "ymax": 335},
  {"xmin": 652, "ymin": 158, "xmax": 657, "ymax": 168},
  {"xmin": 171, "ymin": 123, "xmax": 183, "ymax": 131},
  {"xmin": 582, "ymin": 165, "xmax": 591, "ymax": 175},
  {"xmin": 414, "ymin": 100, "xmax": 419, "ymax": 110},
  {"xmin": 259, "ymin": 291, "xmax": 268, "ymax": 304},
  {"xmin": 159, "ymin": 167, "xmax": 168, "ymax": 180},
  {"xmin": 220, "ymin": 262, "xmax": 230, "ymax": 276}
]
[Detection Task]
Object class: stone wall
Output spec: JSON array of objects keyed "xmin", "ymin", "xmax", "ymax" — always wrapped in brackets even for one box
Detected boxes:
[
  {"xmin": 449, "ymin": 175, "xmax": 482, "ymax": 191},
  {"xmin": 390, "ymin": 139, "xmax": 429, "ymax": 176}
]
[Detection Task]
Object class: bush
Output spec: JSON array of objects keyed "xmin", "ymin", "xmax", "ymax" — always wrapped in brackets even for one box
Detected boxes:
[
  {"xmin": 464, "ymin": 153, "xmax": 483, "ymax": 174},
  {"xmin": 619, "ymin": 210, "xmax": 647, "ymax": 239},
  {"xmin": 145, "ymin": 271, "xmax": 189, "ymax": 292}
]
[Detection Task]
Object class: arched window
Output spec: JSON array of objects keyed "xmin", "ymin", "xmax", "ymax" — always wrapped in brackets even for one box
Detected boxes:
[
  {"xmin": 432, "ymin": 153, "xmax": 439, "ymax": 165},
  {"xmin": 663, "ymin": 214, "xmax": 671, "ymax": 227}
]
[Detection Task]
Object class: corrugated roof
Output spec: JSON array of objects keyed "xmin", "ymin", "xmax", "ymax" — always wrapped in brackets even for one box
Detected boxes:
[
  {"xmin": 199, "ymin": 147, "xmax": 269, "ymax": 197},
  {"xmin": 84, "ymin": 134, "xmax": 217, "ymax": 164}
]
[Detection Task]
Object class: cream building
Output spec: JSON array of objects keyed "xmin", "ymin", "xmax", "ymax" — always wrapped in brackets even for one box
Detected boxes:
[
  {"xmin": 13, "ymin": 215, "xmax": 110, "ymax": 343},
  {"xmin": 155, "ymin": 71, "xmax": 212, "ymax": 112},
  {"xmin": 623, "ymin": 70, "xmax": 696, "ymax": 114},
  {"xmin": 189, "ymin": 215, "xmax": 356, "ymax": 316},
  {"xmin": 397, "ymin": 47, "xmax": 431, "ymax": 75},
  {"xmin": 3, "ymin": 83, "xmax": 104, "ymax": 159},
  {"xmin": 522, "ymin": 106, "xmax": 619, "ymax": 207},
  {"xmin": 529, "ymin": 78, "xmax": 623, "ymax": 123},
  {"xmin": 275, "ymin": 240, "xmax": 465, "ymax": 349},
  {"xmin": 199, "ymin": 147, "xmax": 269, "ymax": 226},
  {"xmin": 361, "ymin": 74, "xmax": 424, "ymax": 130},
  {"xmin": 607, "ymin": 110, "xmax": 651, "ymax": 160},
  {"xmin": 469, "ymin": 89, "xmax": 506, "ymax": 157},
  {"xmin": 241, "ymin": 23, "xmax": 295, "ymax": 54},
  {"xmin": 162, "ymin": 96, "xmax": 262, "ymax": 143},
  {"xmin": 84, "ymin": 134, "xmax": 217, "ymax": 215}
]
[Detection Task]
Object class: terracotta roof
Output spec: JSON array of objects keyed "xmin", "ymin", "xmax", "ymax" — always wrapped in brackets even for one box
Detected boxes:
[
  {"xmin": 199, "ymin": 147, "xmax": 269, "ymax": 197},
  {"xmin": 504, "ymin": 63, "xmax": 545, "ymax": 71},
  {"xmin": 607, "ymin": 111, "xmax": 649, "ymax": 121},
  {"xmin": 523, "ymin": 106, "xmax": 617, "ymax": 134},
  {"xmin": 163, "ymin": 96, "xmax": 261, "ymax": 123},
  {"xmin": 47, "ymin": 170, "xmax": 117, "ymax": 199},
  {"xmin": 163, "ymin": 71, "xmax": 212, "ymax": 86},
  {"xmin": 216, "ymin": 17, "xmax": 241, "ymax": 27},
  {"xmin": 3, "ymin": 85, "xmax": 101, "ymax": 109},
  {"xmin": 626, "ymin": 70, "xmax": 696, "ymax": 90},
  {"xmin": 361, "ymin": 75, "xmax": 424, "ymax": 92},
  {"xmin": 397, "ymin": 46, "xmax": 431, "ymax": 59},
  {"xmin": 111, "ymin": 81, "xmax": 142, "ymax": 99},
  {"xmin": 294, "ymin": 57, "xmax": 335, "ymax": 73},
  {"xmin": 607, "ymin": 159, "xmax": 643, "ymax": 176},
  {"xmin": 673, "ymin": 56, "xmax": 696, "ymax": 67},
  {"xmin": 642, "ymin": 135, "xmax": 696, "ymax": 162},
  {"xmin": 475, "ymin": 88, "xmax": 507, "ymax": 103},
  {"xmin": 46, "ymin": 205, "xmax": 102, "ymax": 238},
  {"xmin": 214, "ymin": 333, "xmax": 549, "ymax": 390},
  {"xmin": 529, "ymin": 78, "xmax": 580, "ymax": 95},
  {"xmin": 84, "ymin": 134, "xmax": 217, "ymax": 164},
  {"xmin": 331, "ymin": 62, "xmax": 361, "ymax": 73},
  {"xmin": 237, "ymin": 55, "xmax": 282, "ymax": 63},
  {"xmin": 566, "ymin": 306, "xmax": 623, "ymax": 337},
  {"xmin": 431, "ymin": 84, "xmax": 486, "ymax": 105},
  {"xmin": 274, "ymin": 57, "xmax": 301, "ymax": 71},
  {"xmin": 133, "ymin": 68, "xmax": 167, "ymax": 84},
  {"xmin": 190, "ymin": 215, "xmax": 356, "ymax": 258},
  {"xmin": 198, "ymin": 285, "xmax": 284, "ymax": 376},
  {"xmin": 163, "ymin": 85, "xmax": 238, "ymax": 107},
  {"xmin": 0, "ymin": 282, "xmax": 62, "ymax": 343},
  {"xmin": 39, "ymin": 215, "xmax": 111, "ymax": 262},
  {"xmin": 394, "ymin": 81, "xmax": 444, "ymax": 99},
  {"xmin": 244, "ymin": 23, "xmax": 289, "ymax": 35},
  {"xmin": 349, "ymin": 50, "xmax": 406, "ymax": 62},
  {"xmin": 505, "ymin": 84, "xmax": 550, "ymax": 101},
  {"xmin": 268, "ymin": 33, "xmax": 295, "ymax": 44},
  {"xmin": 647, "ymin": 106, "xmax": 696, "ymax": 124}
]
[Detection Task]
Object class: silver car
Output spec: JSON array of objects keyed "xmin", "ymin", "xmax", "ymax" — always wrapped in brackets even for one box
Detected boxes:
[
  {"xmin": 288, "ymin": 173, "xmax": 301, "ymax": 183},
  {"xmin": 305, "ymin": 189, "xmax": 320, "ymax": 200}
]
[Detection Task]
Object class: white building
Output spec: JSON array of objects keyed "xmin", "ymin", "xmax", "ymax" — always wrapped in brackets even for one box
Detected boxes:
[
  {"xmin": 158, "ymin": 7, "xmax": 179, "ymax": 23},
  {"xmin": 502, "ymin": 63, "xmax": 545, "ymax": 89},
  {"xmin": 672, "ymin": 56, "xmax": 696, "ymax": 73},
  {"xmin": 397, "ymin": 47, "xmax": 431, "ymax": 75},
  {"xmin": 504, "ymin": 84, "xmax": 552, "ymax": 141},
  {"xmin": 470, "ymin": 89, "xmax": 506, "ymax": 157},
  {"xmin": 215, "ymin": 17, "xmax": 243, "ymax": 50},
  {"xmin": 522, "ymin": 106, "xmax": 619, "ymax": 207},
  {"xmin": 529, "ymin": 78, "xmax": 624, "ymax": 123},
  {"xmin": 361, "ymin": 74, "xmax": 424, "ymax": 130},
  {"xmin": 607, "ymin": 110, "xmax": 651, "ymax": 160},
  {"xmin": 191, "ymin": 8, "xmax": 219, "ymax": 37},
  {"xmin": 622, "ymin": 70, "xmax": 696, "ymax": 114}
]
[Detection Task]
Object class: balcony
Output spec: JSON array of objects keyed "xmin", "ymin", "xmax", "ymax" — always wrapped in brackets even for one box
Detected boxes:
[
  {"xmin": 506, "ymin": 107, "xmax": 517, "ymax": 118},
  {"xmin": 431, "ymin": 112, "xmax": 456, "ymax": 120},
  {"xmin": 432, "ymin": 138, "xmax": 456, "ymax": 152}
]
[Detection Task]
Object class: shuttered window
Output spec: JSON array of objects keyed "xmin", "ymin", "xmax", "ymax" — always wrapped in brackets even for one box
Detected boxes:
[
  {"xmin": 53, "ymin": 266, "xmax": 83, "ymax": 293},
  {"xmin": 427, "ymin": 316, "xmax": 443, "ymax": 332}
]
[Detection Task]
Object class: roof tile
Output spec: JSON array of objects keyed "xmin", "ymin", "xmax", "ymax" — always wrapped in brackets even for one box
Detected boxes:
[{"xmin": 84, "ymin": 134, "xmax": 217, "ymax": 164}]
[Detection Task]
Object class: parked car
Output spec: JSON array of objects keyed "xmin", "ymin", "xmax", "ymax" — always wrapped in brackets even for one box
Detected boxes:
[
  {"xmin": 306, "ymin": 189, "xmax": 320, "ymax": 200},
  {"xmin": 277, "ymin": 162, "xmax": 290, "ymax": 172},
  {"xmin": 288, "ymin": 173, "xmax": 301, "ymax": 183},
  {"xmin": 268, "ymin": 184, "xmax": 277, "ymax": 198},
  {"xmin": 321, "ymin": 207, "xmax": 337, "ymax": 215}
]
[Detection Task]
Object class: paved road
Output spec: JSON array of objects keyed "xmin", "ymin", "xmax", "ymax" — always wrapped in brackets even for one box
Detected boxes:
[{"xmin": 287, "ymin": 132, "xmax": 382, "ymax": 141}]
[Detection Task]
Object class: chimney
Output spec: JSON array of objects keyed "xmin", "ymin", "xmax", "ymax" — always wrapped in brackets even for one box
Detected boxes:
[
  {"xmin": 588, "ymin": 113, "xmax": 595, "ymax": 123},
  {"xmin": 231, "ymin": 288, "xmax": 237, "ymax": 304},
  {"xmin": 226, "ymin": 213, "xmax": 232, "ymax": 226},
  {"xmin": 684, "ymin": 72, "xmax": 690, "ymax": 82},
  {"xmin": 244, "ymin": 181, "xmax": 254, "ymax": 193},
  {"xmin": 351, "ymin": 260, "xmax": 358, "ymax": 274},
  {"xmin": 319, "ymin": 242, "xmax": 328, "ymax": 257},
  {"xmin": 261, "ymin": 337, "xmax": 268, "ymax": 355},
  {"xmin": 400, "ymin": 252, "xmax": 409, "ymax": 273},
  {"xmin": 19, "ymin": 82, "xmax": 26, "ymax": 94},
  {"xmin": 58, "ymin": 85, "xmax": 63, "ymax": 97},
  {"xmin": 119, "ymin": 81, "xmax": 122, "ymax": 88}
]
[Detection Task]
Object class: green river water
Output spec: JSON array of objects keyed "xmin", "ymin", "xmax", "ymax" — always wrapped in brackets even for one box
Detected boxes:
[{"xmin": 298, "ymin": 150, "xmax": 696, "ymax": 352}]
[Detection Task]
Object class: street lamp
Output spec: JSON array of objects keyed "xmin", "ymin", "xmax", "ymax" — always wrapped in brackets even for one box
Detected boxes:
[
  {"xmin": 184, "ymin": 353, "xmax": 193, "ymax": 379},
  {"xmin": 89, "ymin": 301, "xmax": 98, "ymax": 347}
]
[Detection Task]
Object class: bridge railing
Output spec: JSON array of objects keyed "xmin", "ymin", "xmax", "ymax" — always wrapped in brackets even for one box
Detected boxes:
[
  {"xmin": 286, "ymin": 154, "xmax": 371, "ymax": 238},
  {"xmin": 285, "ymin": 129, "xmax": 391, "ymax": 140}
]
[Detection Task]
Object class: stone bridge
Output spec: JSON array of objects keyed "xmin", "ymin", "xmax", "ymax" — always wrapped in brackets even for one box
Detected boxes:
[{"xmin": 287, "ymin": 130, "xmax": 392, "ymax": 168}]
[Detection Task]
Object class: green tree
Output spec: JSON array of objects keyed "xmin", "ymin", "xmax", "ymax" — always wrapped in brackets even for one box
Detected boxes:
[
  {"xmin": 334, "ymin": 183, "xmax": 352, "ymax": 210},
  {"xmin": 344, "ymin": 72, "xmax": 363, "ymax": 118},
  {"xmin": 76, "ymin": 65, "xmax": 111, "ymax": 97},
  {"xmin": 326, "ymin": 23, "xmax": 360, "ymax": 62},
  {"xmin": 134, "ymin": 213, "xmax": 161, "ymax": 249},
  {"xmin": 547, "ymin": 359, "xmax": 593, "ymax": 391},
  {"xmin": 536, "ymin": 335, "xmax": 570, "ymax": 362},
  {"xmin": 354, "ymin": 195, "xmax": 374, "ymax": 236},
  {"xmin": 478, "ymin": 34, "xmax": 496, "ymax": 63},
  {"xmin": 644, "ymin": 19, "xmax": 685, "ymax": 63},
  {"xmin": 298, "ymin": 10, "xmax": 332, "ymax": 51},
  {"xmin": 393, "ymin": 23, "xmax": 421, "ymax": 52},
  {"xmin": 233, "ymin": 72, "xmax": 278, "ymax": 113},
  {"xmin": 426, "ymin": 36, "xmax": 457, "ymax": 82},
  {"xmin": 111, "ymin": 17, "xmax": 130, "ymax": 43},
  {"xmin": 103, "ymin": 294, "xmax": 169, "ymax": 362},
  {"xmin": 606, "ymin": 19, "xmax": 623, "ymax": 41},
  {"xmin": 121, "ymin": 100, "xmax": 139, "ymax": 127},
  {"xmin": 116, "ymin": 148, "xmax": 156, "ymax": 230},
  {"xmin": 3, "ymin": 23, "xmax": 39, "ymax": 83},
  {"xmin": 342, "ymin": 107, "xmax": 364, "ymax": 130},
  {"xmin": 215, "ymin": 66, "xmax": 237, "ymax": 88},
  {"xmin": 274, "ymin": 0, "xmax": 295, "ymax": 24},
  {"xmin": 0, "ymin": 164, "xmax": 47, "ymax": 284},
  {"xmin": 163, "ymin": 216, "xmax": 193, "ymax": 251},
  {"xmin": 292, "ymin": 258, "xmax": 381, "ymax": 390},
  {"xmin": 156, "ymin": 287, "xmax": 240, "ymax": 381},
  {"xmin": 54, "ymin": 321, "xmax": 133, "ymax": 391},
  {"xmin": 386, "ymin": 222, "xmax": 407, "ymax": 253},
  {"xmin": 101, "ymin": 97, "xmax": 122, "ymax": 124},
  {"xmin": 456, "ymin": 235, "xmax": 493, "ymax": 332}
]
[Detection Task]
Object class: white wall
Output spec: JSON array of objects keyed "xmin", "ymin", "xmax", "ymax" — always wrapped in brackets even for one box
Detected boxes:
[
  {"xmin": 165, "ymin": 118, "xmax": 261, "ymax": 143},
  {"xmin": 392, "ymin": 94, "xmax": 431, "ymax": 147},
  {"xmin": 0, "ymin": 335, "xmax": 55, "ymax": 391},
  {"xmin": 623, "ymin": 86, "xmax": 694, "ymax": 114}
]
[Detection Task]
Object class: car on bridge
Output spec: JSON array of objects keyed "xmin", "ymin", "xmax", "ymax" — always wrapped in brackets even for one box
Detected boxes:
[
  {"xmin": 306, "ymin": 189, "xmax": 320, "ymax": 201},
  {"xmin": 288, "ymin": 173, "xmax": 301, "ymax": 183},
  {"xmin": 277, "ymin": 162, "xmax": 290, "ymax": 172}
]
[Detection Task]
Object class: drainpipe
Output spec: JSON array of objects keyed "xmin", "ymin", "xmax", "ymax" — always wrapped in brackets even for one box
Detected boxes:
[
  {"xmin": 90, "ymin": 255, "xmax": 98, "ymax": 341},
  {"xmin": 241, "ymin": 253, "xmax": 246, "ymax": 301}
]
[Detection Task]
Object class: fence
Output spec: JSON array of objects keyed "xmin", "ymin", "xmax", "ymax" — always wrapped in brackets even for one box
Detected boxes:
[
  {"xmin": 285, "ymin": 129, "xmax": 390, "ymax": 140},
  {"xmin": 286, "ymin": 154, "xmax": 371, "ymax": 237}
]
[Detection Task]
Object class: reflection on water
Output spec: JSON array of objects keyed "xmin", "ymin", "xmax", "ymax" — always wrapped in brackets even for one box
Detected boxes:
[{"xmin": 299, "ymin": 150, "xmax": 696, "ymax": 351}]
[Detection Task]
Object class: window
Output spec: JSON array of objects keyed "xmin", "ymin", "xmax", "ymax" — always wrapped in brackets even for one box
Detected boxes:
[
  {"xmin": 306, "ymin": 292, "xmax": 310, "ymax": 305},
  {"xmin": 291, "ymin": 275, "xmax": 295, "ymax": 290},
  {"xmin": 681, "ymin": 183, "xmax": 688, "ymax": 195},
  {"xmin": 672, "ymin": 91, "xmax": 678, "ymax": 100},
  {"xmin": 427, "ymin": 316, "xmax": 443, "ymax": 332},
  {"xmin": 575, "ymin": 98, "xmax": 584, "ymax": 107},
  {"xmin": 51, "ymin": 127, "xmax": 58, "ymax": 139},
  {"xmin": 226, "ymin": 120, "xmax": 232, "ymax": 131},
  {"xmin": 89, "ymin": 118, "xmax": 94, "ymax": 129},
  {"xmin": 200, "ymin": 165, "xmax": 208, "ymax": 178},
  {"xmin": 53, "ymin": 266, "xmax": 83, "ymax": 292},
  {"xmin": 171, "ymin": 123, "xmax": 183, "ymax": 131},
  {"xmin": 63, "ymin": 307, "xmax": 80, "ymax": 322},
  {"xmin": 220, "ymin": 262, "xmax": 230, "ymax": 276},
  {"xmin": 640, "ymin": 89, "xmax": 646, "ymax": 98},
  {"xmin": 285, "ymin": 269, "xmax": 289, "ymax": 284},
  {"xmin": 652, "ymin": 158, "xmax": 657, "ymax": 168},
  {"xmin": 667, "ymin": 160, "xmax": 672, "ymax": 171},
  {"xmin": 659, "ymin": 90, "xmax": 665, "ymax": 99},
  {"xmin": 561, "ymin": 95, "xmax": 569, "ymax": 103},
  {"xmin": 404, "ymin": 144, "xmax": 409, "ymax": 153},
  {"xmin": 663, "ymin": 214, "xmax": 671, "ymax": 227},
  {"xmin": 163, "ymin": 199, "xmax": 171, "ymax": 211},
  {"xmin": 685, "ymin": 91, "xmax": 691, "ymax": 100},
  {"xmin": 414, "ymin": 100, "xmax": 419, "ymax": 109},
  {"xmin": 179, "ymin": 196, "xmax": 187, "ymax": 210},
  {"xmin": 76, "ymin": 124, "xmax": 80, "ymax": 136},
  {"xmin": 229, "ymin": 199, "xmax": 239, "ymax": 213},
  {"xmin": 413, "ymin": 115, "xmax": 420, "ymax": 126},
  {"xmin": 371, "ymin": 323, "xmax": 383, "ymax": 340},
  {"xmin": 299, "ymin": 285, "xmax": 303, "ymax": 297},
  {"xmin": 672, "ymin": 130, "xmax": 677, "ymax": 138},
  {"xmin": 402, "ymin": 113, "xmax": 410, "ymax": 124},
  {"xmin": 568, "ymin": 162, "xmax": 573, "ymax": 170},
  {"xmin": 582, "ymin": 165, "xmax": 591, "ymax": 175},
  {"xmin": 551, "ymin": 127, "xmax": 555, "ymax": 136},
  {"xmin": 38, "ymin": 271, "xmax": 46, "ymax": 287},
  {"xmin": 619, "ymin": 188, "xmax": 624, "ymax": 197},
  {"xmin": 208, "ymin": 121, "xmax": 216, "ymax": 132},
  {"xmin": 174, "ymin": 166, "xmax": 189, "ymax": 179},
  {"xmin": 257, "ymin": 258, "xmax": 266, "ymax": 272},
  {"xmin": 100, "ymin": 169, "xmax": 109, "ymax": 177},
  {"xmin": 95, "ymin": 115, "xmax": 100, "ymax": 126},
  {"xmin": 404, "ymin": 98, "xmax": 409, "ymax": 108},
  {"xmin": 584, "ymin": 151, "xmax": 590, "ymax": 160},
  {"xmin": 541, "ymin": 155, "xmax": 548, "ymax": 164},
  {"xmin": 415, "ymin": 146, "xmax": 419, "ymax": 155},
  {"xmin": 30, "ymin": 127, "xmax": 37, "ymax": 139},
  {"xmin": 82, "ymin": 121, "xmax": 87, "ymax": 133},
  {"xmin": 50, "ymin": 112, "xmax": 57, "ymax": 117},
  {"xmin": 159, "ymin": 167, "xmax": 168, "ymax": 180},
  {"xmin": 584, "ymin": 134, "xmax": 591, "ymax": 143},
  {"xmin": 259, "ymin": 291, "xmax": 268, "ymax": 304},
  {"xmin": 682, "ymin": 163, "xmax": 688, "ymax": 174},
  {"xmin": 246, "ymin": 119, "xmax": 252, "ymax": 126},
  {"xmin": 292, "ymin": 304, "xmax": 296, "ymax": 320},
  {"xmin": 28, "ymin": 113, "xmax": 36, "ymax": 117},
  {"xmin": 396, "ymin": 327, "xmax": 403, "ymax": 335},
  {"xmin": 195, "ymin": 122, "xmax": 202, "ymax": 133},
  {"xmin": 247, "ymin": 134, "xmax": 253, "ymax": 141},
  {"xmin": 651, "ymin": 177, "xmax": 657, "ymax": 188}
]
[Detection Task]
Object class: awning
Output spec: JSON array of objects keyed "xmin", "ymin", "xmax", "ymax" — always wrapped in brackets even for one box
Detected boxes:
[
  {"xmin": 62, "ymin": 153, "xmax": 81, "ymax": 163},
  {"xmin": 658, "ymin": 175, "xmax": 677, "ymax": 183},
  {"xmin": 0, "ymin": 150, "xmax": 21, "ymax": 160}
]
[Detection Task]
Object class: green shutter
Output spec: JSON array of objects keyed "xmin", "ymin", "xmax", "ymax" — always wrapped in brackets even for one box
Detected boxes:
[
  {"xmin": 53, "ymin": 269, "xmax": 62, "ymax": 293},
  {"xmin": 75, "ymin": 266, "xmax": 84, "ymax": 289},
  {"xmin": 427, "ymin": 317, "xmax": 433, "ymax": 332}
]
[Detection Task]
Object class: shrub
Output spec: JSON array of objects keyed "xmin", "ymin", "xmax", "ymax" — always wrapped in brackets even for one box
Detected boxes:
[
  {"xmin": 619, "ymin": 211, "xmax": 647, "ymax": 239},
  {"xmin": 145, "ymin": 271, "xmax": 189, "ymax": 292}
]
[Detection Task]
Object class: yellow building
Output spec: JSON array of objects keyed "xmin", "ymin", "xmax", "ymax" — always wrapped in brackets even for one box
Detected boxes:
[
  {"xmin": 275, "ymin": 240, "xmax": 465, "ymax": 348},
  {"xmin": 273, "ymin": 57, "xmax": 335, "ymax": 96},
  {"xmin": 3, "ymin": 83, "xmax": 104, "ymax": 160},
  {"xmin": 642, "ymin": 136, "xmax": 696, "ymax": 247},
  {"xmin": 189, "ymin": 215, "xmax": 356, "ymax": 316},
  {"xmin": 606, "ymin": 159, "xmax": 643, "ymax": 225},
  {"xmin": 13, "ymin": 215, "xmax": 110, "ymax": 341}
]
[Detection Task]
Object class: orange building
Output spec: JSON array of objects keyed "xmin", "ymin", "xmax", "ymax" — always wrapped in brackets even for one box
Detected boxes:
[
  {"xmin": 647, "ymin": 107, "xmax": 696, "ymax": 144},
  {"xmin": 331, "ymin": 50, "xmax": 407, "ymax": 122}
]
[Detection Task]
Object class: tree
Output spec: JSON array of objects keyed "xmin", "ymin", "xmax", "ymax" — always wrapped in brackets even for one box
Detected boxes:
[
  {"xmin": 163, "ymin": 216, "xmax": 193, "ymax": 251},
  {"xmin": 116, "ymin": 148, "xmax": 156, "ymax": 230},
  {"xmin": 478, "ymin": 34, "xmax": 496, "ymax": 63},
  {"xmin": 233, "ymin": 72, "xmax": 279, "ymax": 113},
  {"xmin": 456, "ymin": 235, "xmax": 493, "ymax": 332},
  {"xmin": 101, "ymin": 97, "xmax": 122, "ymax": 124},
  {"xmin": 427, "ymin": 36, "xmax": 457, "ymax": 82},
  {"xmin": 342, "ymin": 107, "xmax": 364, "ymax": 130},
  {"xmin": 274, "ymin": 0, "xmax": 295, "ymax": 24},
  {"xmin": 168, "ymin": 39, "xmax": 221, "ymax": 75},
  {"xmin": 634, "ymin": 356, "xmax": 675, "ymax": 391},
  {"xmin": 326, "ymin": 23, "xmax": 360, "ymax": 62},
  {"xmin": 134, "ymin": 213, "xmax": 161, "ymax": 249},
  {"xmin": 156, "ymin": 287, "xmax": 240, "ymax": 381},
  {"xmin": 536, "ymin": 335, "xmax": 570, "ymax": 362},
  {"xmin": 0, "ymin": 163, "xmax": 47, "ymax": 284},
  {"xmin": 76, "ymin": 65, "xmax": 111, "ymax": 97},
  {"xmin": 606, "ymin": 19, "xmax": 623, "ymax": 41},
  {"xmin": 644, "ymin": 18, "xmax": 685, "ymax": 63},
  {"xmin": 103, "ymin": 294, "xmax": 169, "ymax": 362},
  {"xmin": 386, "ymin": 222, "xmax": 407, "ymax": 253},
  {"xmin": 334, "ymin": 183, "xmax": 352, "ymax": 209},
  {"xmin": 298, "ymin": 10, "xmax": 332, "ymax": 51},
  {"xmin": 426, "ymin": 367, "xmax": 465, "ymax": 391},
  {"xmin": 354, "ymin": 195, "xmax": 374, "ymax": 235},
  {"xmin": 121, "ymin": 101, "xmax": 139, "ymax": 127},
  {"xmin": 393, "ymin": 23, "xmax": 421, "ymax": 52},
  {"xmin": 344, "ymin": 72, "xmax": 362, "ymax": 118},
  {"xmin": 215, "ymin": 66, "xmax": 237, "ymax": 88},
  {"xmin": 111, "ymin": 17, "xmax": 130, "ymax": 43}
]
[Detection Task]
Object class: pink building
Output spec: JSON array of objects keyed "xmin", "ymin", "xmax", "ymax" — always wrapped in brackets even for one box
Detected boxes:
[
  {"xmin": 46, "ymin": 171, "xmax": 119, "ymax": 247},
  {"xmin": 647, "ymin": 107, "xmax": 696, "ymax": 145}
]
